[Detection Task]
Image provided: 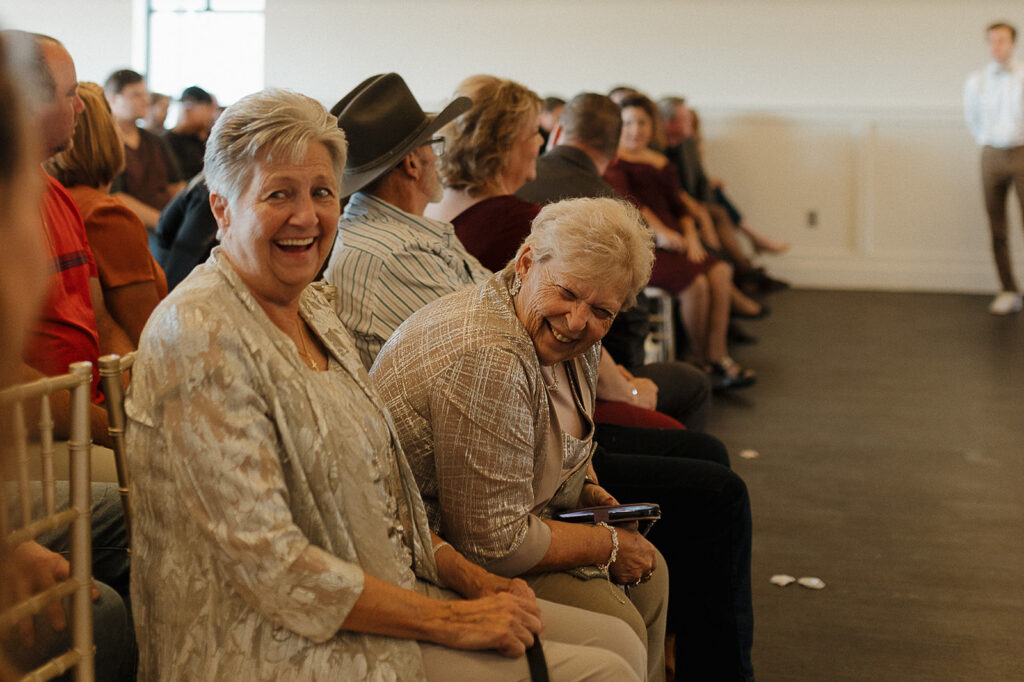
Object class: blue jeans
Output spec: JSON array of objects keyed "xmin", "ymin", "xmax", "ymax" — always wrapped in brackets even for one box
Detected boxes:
[
  {"xmin": 10, "ymin": 482, "xmax": 136, "ymax": 680},
  {"xmin": 4, "ymin": 582, "xmax": 134, "ymax": 682}
]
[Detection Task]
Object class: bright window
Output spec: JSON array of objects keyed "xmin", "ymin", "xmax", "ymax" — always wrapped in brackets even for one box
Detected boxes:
[{"xmin": 145, "ymin": 0, "xmax": 265, "ymax": 108}]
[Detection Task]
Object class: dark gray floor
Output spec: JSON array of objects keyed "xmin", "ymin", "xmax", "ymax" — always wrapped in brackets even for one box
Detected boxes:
[{"xmin": 708, "ymin": 290, "xmax": 1024, "ymax": 681}]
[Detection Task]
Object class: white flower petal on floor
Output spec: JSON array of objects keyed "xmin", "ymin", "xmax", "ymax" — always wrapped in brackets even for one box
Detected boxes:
[{"xmin": 770, "ymin": 574, "xmax": 796, "ymax": 586}]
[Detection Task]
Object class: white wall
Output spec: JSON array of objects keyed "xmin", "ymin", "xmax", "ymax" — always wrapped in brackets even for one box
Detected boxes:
[
  {"xmin": 0, "ymin": 0, "xmax": 136, "ymax": 86},
  {"xmin": 6, "ymin": 0, "xmax": 1024, "ymax": 292},
  {"xmin": 264, "ymin": 0, "xmax": 1021, "ymax": 110}
]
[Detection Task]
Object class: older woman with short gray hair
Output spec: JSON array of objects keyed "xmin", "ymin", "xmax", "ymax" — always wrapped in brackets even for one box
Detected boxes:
[
  {"xmin": 373, "ymin": 197, "xmax": 672, "ymax": 682},
  {"xmin": 126, "ymin": 90, "xmax": 643, "ymax": 681}
]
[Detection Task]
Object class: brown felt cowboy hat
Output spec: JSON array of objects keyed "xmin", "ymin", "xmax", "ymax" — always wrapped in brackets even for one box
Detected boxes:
[{"xmin": 331, "ymin": 73, "xmax": 471, "ymax": 197}]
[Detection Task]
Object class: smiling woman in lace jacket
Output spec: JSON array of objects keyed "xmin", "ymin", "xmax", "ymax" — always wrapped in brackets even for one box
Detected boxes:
[{"xmin": 124, "ymin": 88, "xmax": 644, "ymax": 682}]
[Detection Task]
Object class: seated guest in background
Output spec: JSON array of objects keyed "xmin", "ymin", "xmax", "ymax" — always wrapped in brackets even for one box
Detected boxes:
[
  {"xmin": 150, "ymin": 171, "xmax": 218, "ymax": 291},
  {"xmin": 144, "ymin": 91, "xmax": 170, "ymax": 134},
  {"xmin": 0, "ymin": 38, "xmax": 52, "ymax": 676},
  {"xmin": 323, "ymin": 72, "xmax": 487, "ymax": 369},
  {"xmin": 0, "ymin": 32, "xmax": 46, "ymax": 392},
  {"xmin": 518, "ymin": 92, "xmax": 714, "ymax": 425},
  {"xmin": 538, "ymin": 95, "xmax": 565, "ymax": 151},
  {"xmin": 0, "ymin": 30, "xmax": 135, "ymax": 681},
  {"xmin": 658, "ymin": 97, "xmax": 788, "ymax": 293},
  {"xmin": 428, "ymin": 75, "xmax": 684, "ymax": 429},
  {"xmin": 104, "ymin": 69, "xmax": 184, "ymax": 229},
  {"xmin": 606, "ymin": 94, "xmax": 757, "ymax": 388},
  {"xmin": 16, "ymin": 31, "xmax": 133, "ymax": 446},
  {"xmin": 608, "ymin": 85, "xmax": 641, "ymax": 105},
  {"xmin": 163, "ymin": 85, "xmax": 214, "ymax": 180},
  {"xmin": 126, "ymin": 87, "xmax": 644, "ymax": 681},
  {"xmin": 427, "ymin": 74, "xmax": 545, "ymax": 271},
  {"xmin": 373, "ymin": 198, "xmax": 670, "ymax": 682},
  {"xmin": 46, "ymin": 81, "xmax": 167, "ymax": 346}
]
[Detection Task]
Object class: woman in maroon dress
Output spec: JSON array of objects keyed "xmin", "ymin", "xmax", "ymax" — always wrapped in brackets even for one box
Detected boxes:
[{"xmin": 605, "ymin": 95, "xmax": 755, "ymax": 387}]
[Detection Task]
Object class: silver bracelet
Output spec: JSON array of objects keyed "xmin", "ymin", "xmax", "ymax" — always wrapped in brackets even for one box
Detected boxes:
[
  {"xmin": 432, "ymin": 541, "xmax": 453, "ymax": 557},
  {"xmin": 595, "ymin": 522, "xmax": 618, "ymax": 571}
]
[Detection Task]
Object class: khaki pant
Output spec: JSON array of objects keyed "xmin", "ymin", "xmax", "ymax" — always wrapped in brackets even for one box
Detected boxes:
[
  {"xmin": 981, "ymin": 145, "xmax": 1024, "ymax": 292},
  {"xmin": 416, "ymin": 582, "xmax": 645, "ymax": 681},
  {"xmin": 524, "ymin": 549, "xmax": 670, "ymax": 682}
]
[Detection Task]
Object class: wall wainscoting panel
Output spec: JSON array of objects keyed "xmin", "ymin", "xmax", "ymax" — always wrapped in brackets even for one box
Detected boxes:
[{"xmin": 701, "ymin": 109, "xmax": 1024, "ymax": 293}]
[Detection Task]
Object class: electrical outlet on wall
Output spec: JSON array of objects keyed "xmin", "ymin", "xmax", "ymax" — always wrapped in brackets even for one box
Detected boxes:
[{"xmin": 807, "ymin": 210, "xmax": 818, "ymax": 228}]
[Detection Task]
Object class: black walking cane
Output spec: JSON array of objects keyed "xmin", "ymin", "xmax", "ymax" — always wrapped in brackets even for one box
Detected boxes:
[{"xmin": 526, "ymin": 638, "xmax": 549, "ymax": 682}]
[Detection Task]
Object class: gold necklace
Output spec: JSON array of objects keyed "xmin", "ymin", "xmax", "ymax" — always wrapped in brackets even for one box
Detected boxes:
[
  {"xmin": 540, "ymin": 363, "xmax": 560, "ymax": 392},
  {"xmin": 295, "ymin": 317, "xmax": 320, "ymax": 371}
]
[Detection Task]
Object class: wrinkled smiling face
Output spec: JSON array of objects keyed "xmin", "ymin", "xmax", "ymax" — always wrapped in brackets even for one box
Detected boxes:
[
  {"xmin": 513, "ymin": 248, "xmax": 626, "ymax": 366},
  {"xmin": 213, "ymin": 142, "xmax": 340, "ymax": 306}
]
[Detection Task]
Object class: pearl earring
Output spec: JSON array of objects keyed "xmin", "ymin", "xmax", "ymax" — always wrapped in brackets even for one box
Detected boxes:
[{"xmin": 510, "ymin": 276, "xmax": 522, "ymax": 296}]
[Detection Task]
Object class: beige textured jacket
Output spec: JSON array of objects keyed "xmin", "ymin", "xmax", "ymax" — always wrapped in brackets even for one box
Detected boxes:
[
  {"xmin": 372, "ymin": 268, "xmax": 600, "ymax": 578},
  {"xmin": 126, "ymin": 249, "xmax": 440, "ymax": 681}
]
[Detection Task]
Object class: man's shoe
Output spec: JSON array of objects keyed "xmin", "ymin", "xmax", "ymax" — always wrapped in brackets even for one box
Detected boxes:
[{"xmin": 989, "ymin": 291, "xmax": 1022, "ymax": 315}]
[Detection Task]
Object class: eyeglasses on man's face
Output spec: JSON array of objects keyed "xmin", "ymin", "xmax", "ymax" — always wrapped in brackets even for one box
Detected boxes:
[{"xmin": 423, "ymin": 136, "xmax": 445, "ymax": 157}]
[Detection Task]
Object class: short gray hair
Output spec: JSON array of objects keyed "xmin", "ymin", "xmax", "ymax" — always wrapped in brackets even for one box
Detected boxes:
[
  {"xmin": 204, "ymin": 88, "xmax": 347, "ymax": 203},
  {"xmin": 517, "ymin": 197, "xmax": 654, "ymax": 309},
  {"xmin": 657, "ymin": 96, "xmax": 687, "ymax": 123}
]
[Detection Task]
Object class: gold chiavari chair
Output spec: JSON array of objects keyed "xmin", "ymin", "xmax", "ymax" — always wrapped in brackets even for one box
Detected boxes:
[
  {"xmin": 97, "ymin": 354, "xmax": 134, "ymax": 550},
  {"xmin": 0, "ymin": 362, "xmax": 94, "ymax": 681}
]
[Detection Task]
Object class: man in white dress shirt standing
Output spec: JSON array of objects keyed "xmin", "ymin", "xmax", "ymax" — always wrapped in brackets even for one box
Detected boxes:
[{"xmin": 964, "ymin": 21, "xmax": 1024, "ymax": 314}]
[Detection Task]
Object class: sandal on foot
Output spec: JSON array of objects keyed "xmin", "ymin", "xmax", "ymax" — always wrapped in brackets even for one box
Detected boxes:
[{"xmin": 708, "ymin": 357, "xmax": 757, "ymax": 390}]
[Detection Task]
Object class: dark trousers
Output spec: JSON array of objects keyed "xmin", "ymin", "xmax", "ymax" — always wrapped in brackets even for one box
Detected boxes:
[
  {"xmin": 981, "ymin": 145, "xmax": 1024, "ymax": 292},
  {"xmin": 13, "ymin": 482, "xmax": 136, "ymax": 681},
  {"xmin": 594, "ymin": 424, "xmax": 754, "ymax": 681}
]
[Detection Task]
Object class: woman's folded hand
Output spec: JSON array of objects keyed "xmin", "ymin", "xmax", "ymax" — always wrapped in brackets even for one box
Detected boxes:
[
  {"xmin": 609, "ymin": 530, "xmax": 657, "ymax": 585},
  {"xmin": 429, "ymin": 591, "xmax": 545, "ymax": 657},
  {"xmin": 469, "ymin": 571, "xmax": 537, "ymax": 604}
]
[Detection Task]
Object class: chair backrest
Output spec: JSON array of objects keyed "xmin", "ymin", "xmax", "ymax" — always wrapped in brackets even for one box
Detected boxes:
[
  {"xmin": 0, "ymin": 362, "xmax": 95, "ymax": 681},
  {"xmin": 98, "ymin": 353, "xmax": 135, "ymax": 551}
]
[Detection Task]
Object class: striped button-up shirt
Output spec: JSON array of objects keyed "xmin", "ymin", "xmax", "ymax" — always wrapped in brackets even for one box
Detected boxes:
[{"xmin": 325, "ymin": 192, "xmax": 491, "ymax": 369}]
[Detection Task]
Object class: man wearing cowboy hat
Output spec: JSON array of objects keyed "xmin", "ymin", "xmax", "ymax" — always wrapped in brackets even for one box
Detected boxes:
[{"xmin": 324, "ymin": 73, "xmax": 488, "ymax": 369}]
